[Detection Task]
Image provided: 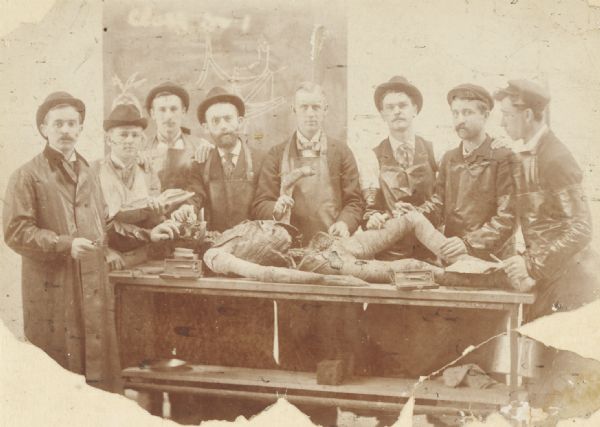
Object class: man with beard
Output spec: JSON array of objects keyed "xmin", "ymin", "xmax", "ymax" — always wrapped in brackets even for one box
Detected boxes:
[
  {"xmin": 253, "ymin": 81, "xmax": 364, "ymax": 243},
  {"xmin": 140, "ymin": 82, "xmax": 211, "ymax": 189},
  {"xmin": 3, "ymin": 92, "xmax": 180, "ymax": 392},
  {"xmin": 171, "ymin": 87, "xmax": 264, "ymax": 231},
  {"xmin": 364, "ymin": 76, "xmax": 438, "ymax": 261}
]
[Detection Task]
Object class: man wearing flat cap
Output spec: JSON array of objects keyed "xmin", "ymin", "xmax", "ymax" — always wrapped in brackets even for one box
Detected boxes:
[
  {"xmin": 495, "ymin": 79, "xmax": 598, "ymax": 319},
  {"xmin": 140, "ymin": 81, "xmax": 211, "ymax": 189},
  {"xmin": 410, "ymin": 83, "xmax": 517, "ymax": 263},
  {"xmin": 364, "ymin": 75, "xmax": 438, "ymax": 260},
  {"xmin": 3, "ymin": 93, "xmax": 179, "ymax": 392},
  {"xmin": 171, "ymin": 87, "xmax": 264, "ymax": 231},
  {"xmin": 253, "ymin": 81, "xmax": 364, "ymax": 242}
]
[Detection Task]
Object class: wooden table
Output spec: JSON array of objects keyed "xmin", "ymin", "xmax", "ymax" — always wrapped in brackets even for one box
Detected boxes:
[{"xmin": 110, "ymin": 263, "xmax": 535, "ymax": 416}]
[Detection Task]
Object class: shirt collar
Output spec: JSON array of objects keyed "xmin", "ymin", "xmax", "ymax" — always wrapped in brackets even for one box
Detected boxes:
[
  {"xmin": 109, "ymin": 152, "xmax": 136, "ymax": 170},
  {"xmin": 518, "ymin": 124, "xmax": 548, "ymax": 153},
  {"xmin": 157, "ymin": 129, "xmax": 183, "ymax": 148},
  {"xmin": 388, "ymin": 132, "xmax": 415, "ymax": 153},
  {"xmin": 296, "ymin": 129, "xmax": 322, "ymax": 150},
  {"xmin": 462, "ymin": 138, "xmax": 486, "ymax": 157},
  {"xmin": 47, "ymin": 144, "xmax": 76, "ymax": 162},
  {"xmin": 217, "ymin": 139, "xmax": 242, "ymax": 160}
]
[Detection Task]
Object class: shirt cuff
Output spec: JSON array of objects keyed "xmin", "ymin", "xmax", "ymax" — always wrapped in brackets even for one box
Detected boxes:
[{"xmin": 55, "ymin": 235, "xmax": 74, "ymax": 252}]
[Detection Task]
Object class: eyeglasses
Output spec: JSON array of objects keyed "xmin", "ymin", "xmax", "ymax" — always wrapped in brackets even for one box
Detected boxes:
[{"xmin": 111, "ymin": 130, "xmax": 143, "ymax": 142}]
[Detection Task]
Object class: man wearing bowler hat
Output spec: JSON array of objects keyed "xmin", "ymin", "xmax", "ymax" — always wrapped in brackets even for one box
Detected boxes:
[
  {"xmin": 94, "ymin": 103, "xmax": 183, "ymax": 268},
  {"xmin": 3, "ymin": 92, "xmax": 179, "ymax": 392},
  {"xmin": 364, "ymin": 76, "xmax": 438, "ymax": 260},
  {"xmin": 171, "ymin": 86, "xmax": 264, "ymax": 231},
  {"xmin": 140, "ymin": 81, "xmax": 211, "ymax": 189}
]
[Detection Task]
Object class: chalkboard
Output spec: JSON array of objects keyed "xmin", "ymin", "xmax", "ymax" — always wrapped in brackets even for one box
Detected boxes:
[{"xmin": 103, "ymin": 0, "xmax": 347, "ymax": 152}]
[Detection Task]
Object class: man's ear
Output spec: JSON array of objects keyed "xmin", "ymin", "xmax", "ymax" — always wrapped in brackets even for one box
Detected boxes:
[
  {"xmin": 39, "ymin": 123, "xmax": 48, "ymax": 139},
  {"xmin": 524, "ymin": 108, "xmax": 534, "ymax": 123},
  {"xmin": 237, "ymin": 116, "xmax": 245, "ymax": 127},
  {"xmin": 149, "ymin": 108, "xmax": 156, "ymax": 120},
  {"xmin": 202, "ymin": 122, "xmax": 209, "ymax": 133}
]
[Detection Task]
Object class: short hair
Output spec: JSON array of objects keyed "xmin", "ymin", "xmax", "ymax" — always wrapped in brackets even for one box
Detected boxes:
[
  {"xmin": 151, "ymin": 91, "xmax": 185, "ymax": 109},
  {"xmin": 503, "ymin": 93, "xmax": 544, "ymax": 121},
  {"xmin": 42, "ymin": 103, "xmax": 83, "ymax": 125},
  {"xmin": 451, "ymin": 97, "xmax": 490, "ymax": 114},
  {"xmin": 294, "ymin": 81, "xmax": 327, "ymax": 105},
  {"xmin": 379, "ymin": 89, "xmax": 417, "ymax": 111}
]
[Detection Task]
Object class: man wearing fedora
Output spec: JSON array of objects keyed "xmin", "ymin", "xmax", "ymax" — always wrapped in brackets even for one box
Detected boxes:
[
  {"xmin": 3, "ymin": 92, "xmax": 179, "ymax": 392},
  {"xmin": 171, "ymin": 87, "xmax": 264, "ymax": 231},
  {"xmin": 364, "ymin": 76, "xmax": 438, "ymax": 260},
  {"xmin": 252, "ymin": 81, "xmax": 364, "ymax": 243},
  {"xmin": 140, "ymin": 81, "xmax": 211, "ymax": 189}
]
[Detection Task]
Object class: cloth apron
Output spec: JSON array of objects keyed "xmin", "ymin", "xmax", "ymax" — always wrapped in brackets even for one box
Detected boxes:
[
  {"xmin": 281, "ymin": 136, "xmax": 338, "ymax": 244},
  {"xmin": 203, "ymin": 141, "xmax": 255, "ymax": 232}
]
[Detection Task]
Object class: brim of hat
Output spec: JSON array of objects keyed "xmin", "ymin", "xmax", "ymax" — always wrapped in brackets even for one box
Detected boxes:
[
  {"xmin": 36, "ymin": 98, "xmax": 86, "ymax": 136},
  {"xmin": 492, "ymin": 87, "xmax": 519, "ymax": 101},
  {"xmin": 374, "ymin": 82, "xmax": 423, "ymax": 112},
  {"xmin": 197, "ymin": 94, "xmax": 245, "ymax": 123},
  {"xmin": 103, "ymin": 118, "xmax": 148, "ymax": 131},
  {"xmin": 145, "ymin": 85, "xmax": 190, "ymax": 112}
]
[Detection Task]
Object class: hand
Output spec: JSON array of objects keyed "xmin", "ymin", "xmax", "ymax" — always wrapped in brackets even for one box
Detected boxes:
[
  {"xmin": 147, "ymin": 197, "xmax": 166, "ymax": 217},
  {"xmin": 105, "ymin": 248, "xmax": 125, "ymax": 271},
  {"xmin": 393, "ymin": 201, "xmax": 416, "ymax": 216},
  {"xmin": 71, "ymin": 237, "xmax": 97, "ymax": 260},
  {"xmin": 503, "ymin": 255, "xmax": 530, "ymax": 283},
  {"xmin": 440, "ymin": 237, "xmax": 468, "ymax": 263},
  {"xmin": 137, "ymin": 152, "xmax": 152, "ymax": 172},
  {"xmin": 328, "ymin": 221, "xmax": 350, "ymax": 238},
  {"xmin": 150, "ymin": 220, "xmax": 181, "ymax": 242},
  {"xmin": 193, "ymin": 139, "xmax": 214, "ymax": 163},
  {"xmin": 171, "ymin": 204, "xmax": 197, "ymax": 223},
  {"xmin": 273, "ymin": 195, "xmax": 295, "ymax": 220},
  {"xmin": 491, "ymin": 137, "xmax": 512, "ymax": 151},
  {"xmin": 366, "ymin": 212, "xmax": 387, "ymax": 230}
]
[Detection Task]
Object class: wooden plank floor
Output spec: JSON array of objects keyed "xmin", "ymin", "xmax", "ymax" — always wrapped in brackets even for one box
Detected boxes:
[{"xmin": 123, "ymin": 365, "xmax": 513, "ymax": 406}]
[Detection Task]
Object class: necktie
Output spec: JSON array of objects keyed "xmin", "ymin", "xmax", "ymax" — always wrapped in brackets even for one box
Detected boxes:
[
  {"xmin": 395, "ymin": 143, "xmax": 412, "ymax": 169},
  {"xmin": 223, "ymin": 152, "xmax": 235, "ymax": 179}
]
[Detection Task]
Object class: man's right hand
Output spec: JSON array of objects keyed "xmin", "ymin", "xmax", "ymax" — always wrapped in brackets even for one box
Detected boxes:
[
  {"xmin": 193, "ymin": 138, "xmax": 214, "ymax": 163},
  {"xmin": 150, "ymin": 221, "xmax": 181, "ymax": 242},
  {"xmin": 171, "ymin": 204, "xmax": 197, "ymax": 223},
  {"xmin": 365, "ymin": 212, "xmax": 388, "ymax": 230},
  {"xmin": 273, "ymin": 195, "xmax": 295, "ymax": 220},
  {"xmin": 137, "ymin": 152, "xmax": 152, "ymax": 172},
  {"xmin": 393, "ymin": 201, "xmax": 416, "ymax": 216},
  {"xmin": 71, "ymin": 237, "xmax": 97, "ymax": 260}
]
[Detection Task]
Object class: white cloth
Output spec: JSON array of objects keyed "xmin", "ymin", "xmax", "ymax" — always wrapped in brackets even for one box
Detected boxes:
[
  {"xmin": 296, "ymin": 129, "xmax": 323, "ymax": 151},
  {"xmin": 157, "ymin": 129, "xmax": 184, "ymax": 150},
  {"xmin": 462, "ymin": 138, "xmax": 486, "ymax": 157},
  {"xmin": 518, "ymin": 124, "xmax": 549, "ymax": 153},
  {"xmin": 217, "ymin": 139, "xmax": 242, "ymax": 167},
  {"xmin": 389, "ymin": 132, "xmax": 415, "ymax": 165}
]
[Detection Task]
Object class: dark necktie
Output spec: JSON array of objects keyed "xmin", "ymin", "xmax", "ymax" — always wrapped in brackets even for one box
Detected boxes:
[{"xmin": 223, "ymin": 152, "xmax": 235, "ymax": 179}]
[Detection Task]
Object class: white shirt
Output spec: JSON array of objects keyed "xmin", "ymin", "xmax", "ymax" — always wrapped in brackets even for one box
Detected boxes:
[
  {"xmin": 296, "ymin": 129, "xmax": 323, "ymax": 151},
  {"xmin": 48, "ymin": 144, "xmax": 76, "ymax": 162},
  {"xmin": 157, "ymin": 130, "xmax": 184, "ymax": 150},
  {"xmin": 462, "ymin": 138, "xmax": 486, "ymax": 157},
  {"xmin": 518, "ymin": 124, "xmax": 548, "ymax": 153},
  {"xmin": 217, "ymin": 139, "xmax": 242, "ymax": 167}
]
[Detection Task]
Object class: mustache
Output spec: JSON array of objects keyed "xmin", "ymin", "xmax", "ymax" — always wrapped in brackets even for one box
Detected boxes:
[
  {"xmin": 60, "ymin": 136, "xmax": 75, "ymax": 142},
  {"xmin": 455, "ymin": 124, "xmax": 467, "ymax": 132}
]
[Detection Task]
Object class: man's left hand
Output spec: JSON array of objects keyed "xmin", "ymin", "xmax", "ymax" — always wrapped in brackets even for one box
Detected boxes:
[
  {"xmin": 503, "ymin": 255, "xmax": 530, "ymax": 283},
  {"xmin": 150, "ymin": 220, "xmax": 181, "ymax": 242},
  {"xmin": 440, "ymin": 237, "xmax": 468, "ymax": 262},
  {"xmin": 193, "ymin": 138, "xmax": 214, "ymax": 163},
  {"xmin": 147, "ymin": 197, "xmax": 166, "ymax": 217},
  {"xmin": 328, "ymin": 221, "xmax": 350, "ymax": 238},
  {"xmin": 105, "ymin": 248, "xmax": 125, "ymax": 271}
]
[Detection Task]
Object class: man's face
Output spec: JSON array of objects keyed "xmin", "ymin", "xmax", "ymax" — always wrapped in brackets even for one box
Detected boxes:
[
  {"xmin": 150, "ymin": 94, "xmax": 185, "ymax": 137},
  {"xmin": 293, "ymin": 89, "xmax": 327, "ymax": 139},
  {"xmin": 499, "ymin": 97, "xmax": 527, "ymax": 141},
  {"xmin": 379, "ymin": 91, "xmax": 417, "ymax": 132},
  {"xmin": 108, "ymin": 125, "xmax": 144, "ymax": 162},
  {"xmin": 203, "ymin": 103, "xmax": 242, "ymax": 149},
  {"xmin": 40, "ymin": 105, "xmax": 82, "ymax": 154},
  {"xmin": 450, "ymin": 98, "xmax": 488, "ymax": 141}
]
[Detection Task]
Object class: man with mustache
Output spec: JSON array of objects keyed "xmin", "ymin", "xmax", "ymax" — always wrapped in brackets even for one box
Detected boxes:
[
  {"xmin": 253, "ymin": 81, "xmax": 364, "ymax": 243},
  {"xmin": 171, "ymin": 87, "xmax": 264, "ymax": 231},
  {"xmin": 140, "ymin": 82, "xmax": 211, "ymax": 190},
  {"xmin": 406, "ymin": 84, "xmax": 517, "ymax": 262},
  {"xmin": 3, "ymin": 92, "xmax": 180, "ymax": 392},
  {"xmin": 364, "ymin": 76, "xmax": 438, "ymax": 260}
]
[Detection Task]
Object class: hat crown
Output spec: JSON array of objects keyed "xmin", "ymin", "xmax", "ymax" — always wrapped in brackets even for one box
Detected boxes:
[
  {"xmin": 205, "ymin": 86, "xmax": 230, "ymax": 99},
  {"xmin": 108, "ymin": 104, "xmax": 143, "ymax": 122},
  {"xmin": 387, "ymin": 75, "xmax": 411, "ymax": 85},
  {"xmin": 43, "ymin": 91, "xmax": 77, "ymax": 104}
]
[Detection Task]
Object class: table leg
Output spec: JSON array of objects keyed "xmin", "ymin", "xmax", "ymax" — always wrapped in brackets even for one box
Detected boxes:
[{"xmin": 507, "ymin": 305, "xmax": 520, "ymax": 393}]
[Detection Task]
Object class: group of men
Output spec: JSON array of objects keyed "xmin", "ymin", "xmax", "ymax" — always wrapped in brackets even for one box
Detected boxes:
[{"xmin": 3, "ymin": 76, "xmax": 597, "ymax": 398}]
